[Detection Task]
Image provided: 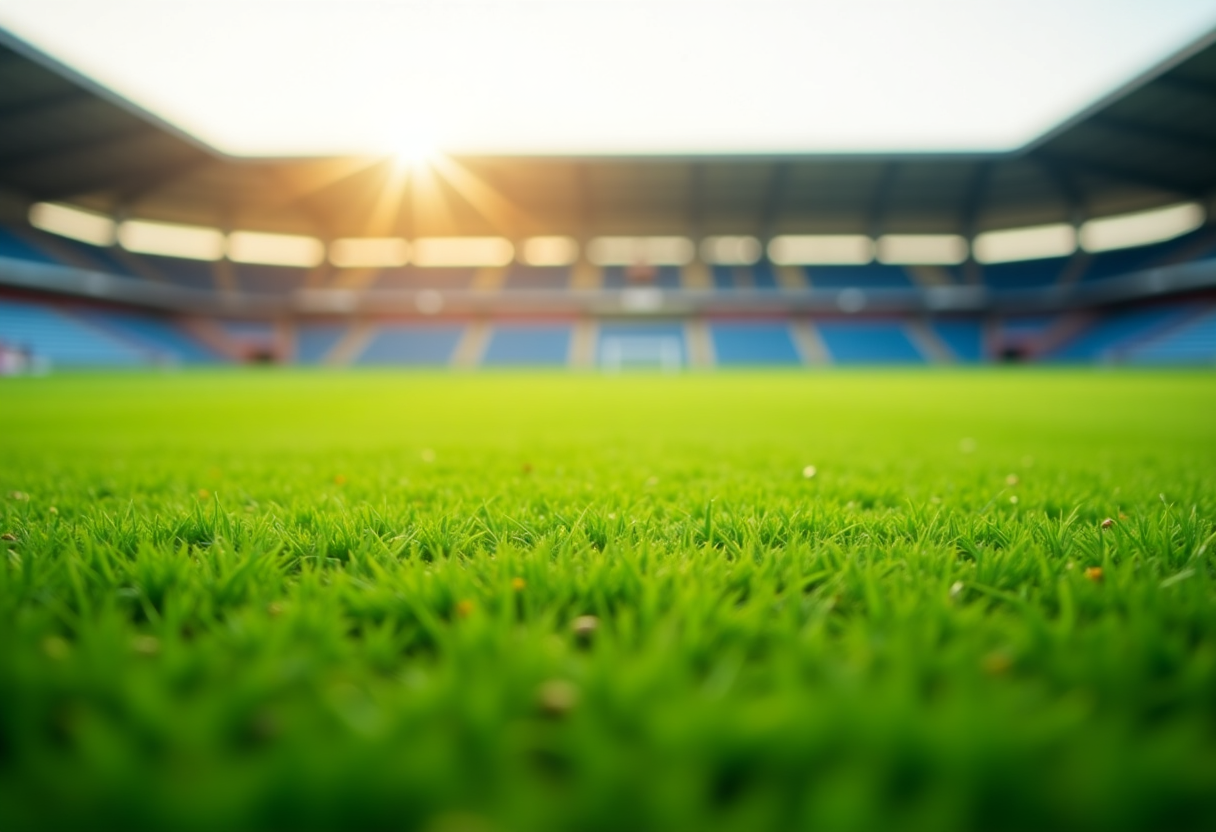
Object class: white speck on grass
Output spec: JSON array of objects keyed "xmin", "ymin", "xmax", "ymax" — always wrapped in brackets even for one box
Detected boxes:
[
  {"xmin": 949, "ymin": 581, "xmax": 965, "ymax": 599},
  {"xmin": 802, "ymin": 465, "xmax": 817, "ymax": 479},
  {"xmin": 1009, "ymin": 495, "xmax": 1018, "ymax": 504}
]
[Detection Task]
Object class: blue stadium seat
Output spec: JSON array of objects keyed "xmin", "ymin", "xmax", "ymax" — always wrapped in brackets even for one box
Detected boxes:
[
  {"xmin": 502, "ymin": 266, "xmax": 570, "ymax": 290},
  {"xmin": 483, "ymin": 325, "xmax": 571, "ymax": 366},
  {"xmin": 931, "ymin": 319, "xmax": 985, "ymax": 362},
  {"xmin": 710, "ymin": 322, "xmax": 801, "ymax": 365},
  {"xmin": 0, "ymin": 299, "xmax": 148, "ymax": 365},
  {"xmin": 806, "ymin": 265, "xmax": 913, "ymax": 289},
  {"xmin": 1049, "ymin": 305, "xmax": 1192, "ymax": 362},
  {"xmin": 0, "ymin": 227, "xmax": 59, "ymax": 265},
  {"xmin": 1079, "ymin": 230, "xmax": 1216, "ymax": 283},
  {"xmin": 16, "ymin": 227, "xmax": 139, "ymax": 277},
  {"xmin": 982, "ymin": 258, "xmax": 1065, "ymax": 289},
  {"xmin": 1001, "ymin": 315, "xmax": 1055, "ymax": 339},
  {"xmin": 296, "ymin": 325, "xmax": 348, "ymax": 364},
  {"xmin": 710, "ymin": 265, "xmax": 736, "ymax": 290},
  {"xmin": 137, "ymin": 254, "xmax": 216, "ymax": 289},
  {"xmin": 818, "ymin": 321, "xmax": 925, "ymax": 364},
  {"xmin": 356, "ymin": 325, "xmax": 463, "ymax": 365},
  {"xmin": 752, "ymin": 263, "xmax": 779, "ymax": 290},
  {"xmin": 81, "ymin": 310, "xmax": 218, "ymax": 364},
  {"xmin": 1124, "ymin": 308, "xmax": 1216, "ymax": 364}
]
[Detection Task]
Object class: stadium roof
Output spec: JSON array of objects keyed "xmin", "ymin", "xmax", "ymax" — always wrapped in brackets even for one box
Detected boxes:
[{"xmin": 0, "ymin": 23, "xmax": 1214, "ymax": 241}]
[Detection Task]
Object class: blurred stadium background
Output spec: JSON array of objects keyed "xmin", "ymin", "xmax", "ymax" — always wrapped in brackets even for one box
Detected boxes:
[{"xmin": 1, "ymin": 22, "xmax": 1214, "ymax": 372}]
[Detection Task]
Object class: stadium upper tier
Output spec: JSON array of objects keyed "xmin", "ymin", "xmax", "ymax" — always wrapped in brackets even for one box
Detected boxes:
[
  {"xmin": 0, "ymin": 26, "xmax": 1214, "ymax": 244},
  {"xmin": 3, "ymin": 216, "xmax": 1216, "ymax": 300}
]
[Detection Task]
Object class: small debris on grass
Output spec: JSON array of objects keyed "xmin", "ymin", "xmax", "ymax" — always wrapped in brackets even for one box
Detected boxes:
[
  {"xmin": 572, "ymin": 615, "xmax": 599, "ymax": 643},
  {"xmin": 197, "ymin": 489, "xmax": 210, "ymax": 500},
  {"xmin": 7, "ymin": 491, "xmax": 29, "ymax": 501},
  {"xmin": 1005, "ymin": 474, "xmax": 1019, "ymax": 486},
  {"xmin": 455, "ymin": 599, "xmax": 475, "ymax": 618},
  {"xmin": 521, "ymin": 462, "xmax": 533, "ymax": 475},
  {"xmin": 1084, "ymin": 566, "xmax": 1103, "ymax": 582},
  {"xmin": 1100, "ymin": 517, "xmax": 1115, "ymax": 529},
  {"xmin": 802, "ymin": 465, "xmax": 817, "ymax": 479},
  {"xmin": 538, "ymin": 679, "xmax": 578, "ymax": 717},
  {"xmin": 48, "ymin": 506, "xmax": 57, "ymax": 515},
  {"xmin": 949, "ymin": 581, "xmax": 965, "ymax": 600},
  {"xmin": 132, "ymin": 635, "xmax": 161, "ymax": 656},
  {"xmin": 333, "ymin": 474, "xmax": 347, "ymax": 485},
  {"xmin": 0, "ymin": 533, "xmax": 16, "ymax": 542},
  {"xmin": 511, "ymin": 577, "xmax": 526, "ymax": 591},
  {"xmin": 267, "ymin": 602, "xmax": 284, "ymax": 617},
  {"xmin": 1009, "ymin": 495, "xmax": 1019, "ymax": 505},
  {"xmin": 982, "ymin": 651, "xmax": 1012, "ymax": 675},
  {"xmin": 42, "ymin": 636, "xmax": 69, "ymax": 660}
]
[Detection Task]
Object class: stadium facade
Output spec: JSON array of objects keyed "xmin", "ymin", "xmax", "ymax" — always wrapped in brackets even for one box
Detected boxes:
[{"xmin": 1, "ymin": 25, "xmax": 1215, "ymax": 369}]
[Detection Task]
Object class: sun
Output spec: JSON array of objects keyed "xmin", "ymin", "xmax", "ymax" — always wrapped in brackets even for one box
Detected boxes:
[
  {"xmin": 385, "ymin": 122, "xmax": 439, "ymax": 169},
  {"xmin": 394, "ymin": 135, "xmax": 437, "ymax": 167}
]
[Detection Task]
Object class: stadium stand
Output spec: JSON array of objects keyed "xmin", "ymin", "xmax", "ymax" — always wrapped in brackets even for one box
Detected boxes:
[
  {"xmin": 502, "ymin": 266, "xmax": 571, "ymax": 291},
  {"xmin": 709, "ymin": 322, "xmax": 802, "ymax": 365},
  {"xmin": 235, "ymin": 264, "xmax": 308, "ymax": 294},
  {"xmin": 983, "ymin": 259, "xmax": 1067, "ymax": 290},
  {"xmin": 136, "ymin": 254, "xmax": 216, "ymax": 289},
  {"xmin": 818, "ymin": 321, "xmax": 925, "ymax": 364},
  {"xmin": 355, "ymin": 324, "xmax": 465, "ymax": 365},
  {"xmin": 597, "ymin": 322, "xmax": 686, "ymax": 368},
  {"xmin": 482, "ymin": 324, "xmax": 572, "ymax": 366},
  {"xmin": 930, "ymin": 320, "xmax": 986, "ymax": 363},
  {"xmin": 602, "ymin": 266, "xmax": 682, "ymax": 290},
  {"xmin": 0, "ymin": 299, "xmax": 148, "ymax": 366},
  {"xmin": 372, "ymin": 267, "xmax": 477, "ymax": 290},
  {"xmin": 81, "ymin": 310, "xmax": 217, "ymax": 364},
  {"xmin": 1080, "ymin": 228, "xmax": 1216, "ymax": 283},
  {"xmin": 0, "ymin": 226, "xmax": 58, "ymax": 266},
  {"xmin": 1124, "ymin": 307, "xmax": 1216, "ymax": 364},
  {"xmin": 806, "ymin": 265, "xmax": 915, "ymax": 289},
  {"xmin": 1048, "ymin": 304, "xmax": 1196, "ymax": 362},
  {"xmin": 295, "ymin": 324, "xmax": 348, "ymax": 365}
]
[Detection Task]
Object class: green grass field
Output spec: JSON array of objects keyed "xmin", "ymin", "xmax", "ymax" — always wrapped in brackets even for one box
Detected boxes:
[{"xmin": 2, "ymin": 369, "xmax": 1216, "ymax": 832}]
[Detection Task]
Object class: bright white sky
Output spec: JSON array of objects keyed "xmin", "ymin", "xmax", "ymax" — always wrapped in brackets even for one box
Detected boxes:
[{"xmin": 1, "ymin": 0, "xmax": 1214, "ymax": 157}]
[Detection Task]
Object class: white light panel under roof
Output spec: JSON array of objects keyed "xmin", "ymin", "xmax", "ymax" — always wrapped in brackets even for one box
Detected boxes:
[
  {"xmin": 29, "ymin": 203, "xmax": 114, "ymax": 246},
  {"xmin": 1080, "ymin": 203, "xmax": 1205, "ymax": 253},
  {"xmin": 0, "ymin": 1, "xmax": 1213, "ymax": 156}
]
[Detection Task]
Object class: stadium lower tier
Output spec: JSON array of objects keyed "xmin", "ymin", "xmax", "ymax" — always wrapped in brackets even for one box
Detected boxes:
[{"xmin": 3, "ymin": 294, "xmax": 1214, "ymax": 369}]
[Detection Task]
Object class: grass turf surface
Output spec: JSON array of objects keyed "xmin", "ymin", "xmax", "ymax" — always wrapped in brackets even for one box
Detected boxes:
[{"xmin": 2, "ymin": 369, "xmax": 1216, "ymax": 831}]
